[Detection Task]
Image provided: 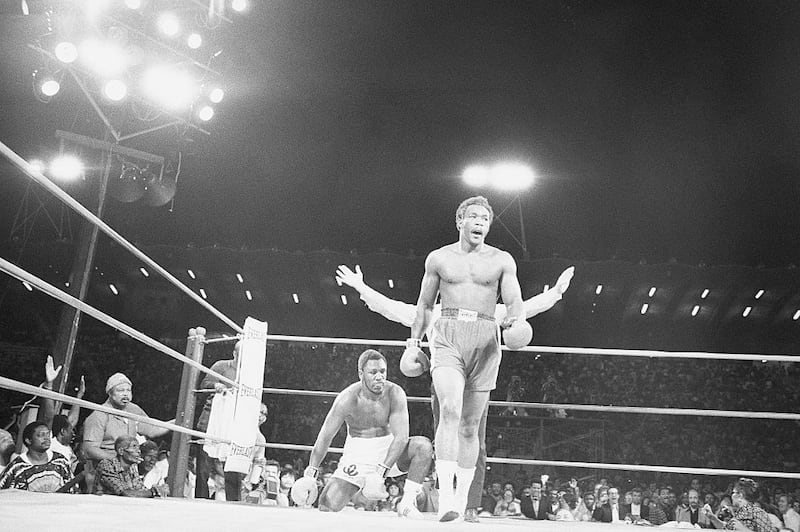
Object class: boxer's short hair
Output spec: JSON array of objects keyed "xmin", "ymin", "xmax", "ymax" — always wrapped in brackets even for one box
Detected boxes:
[{"xmin": 358, "ymin": 349, "xmax": 386, "ymax": 371}]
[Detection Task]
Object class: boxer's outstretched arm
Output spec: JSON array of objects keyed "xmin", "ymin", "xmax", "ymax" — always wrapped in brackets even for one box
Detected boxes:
[
  {"xmin": 523, "ymin": 266, "xmax": 574, "ymax": 318},
  {"xmin": 308, "ymin": 394, "xmax": 347, "ymax": 469},
  {"xmin": 336, "ymin": 265, "xmax": 415, "ymax": 326}
]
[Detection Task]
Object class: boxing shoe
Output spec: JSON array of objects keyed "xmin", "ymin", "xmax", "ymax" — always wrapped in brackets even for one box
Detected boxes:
[
  {"xmin": 438, "ymin": 509, "xmax": 461, "ymax": 523},
  {"xmin": 464, "ymin": 508, "xmax": 480, "ymax": 523}
]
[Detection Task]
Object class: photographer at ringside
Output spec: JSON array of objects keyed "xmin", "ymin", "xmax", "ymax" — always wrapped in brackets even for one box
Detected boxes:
[{"xmin": 704, "ymin": 478, "xmax": 773, "ymax": 532}]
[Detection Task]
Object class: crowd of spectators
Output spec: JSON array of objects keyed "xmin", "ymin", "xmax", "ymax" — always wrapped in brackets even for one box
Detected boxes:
[{"xmin": 1, "ymin": 331, "xmax": 800, "ymax": 531}]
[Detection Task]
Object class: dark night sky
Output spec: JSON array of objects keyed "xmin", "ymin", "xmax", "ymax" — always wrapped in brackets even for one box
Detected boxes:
[{"xmin": 2, "ymin": 1, "xmax": 800, "ymax": 266}]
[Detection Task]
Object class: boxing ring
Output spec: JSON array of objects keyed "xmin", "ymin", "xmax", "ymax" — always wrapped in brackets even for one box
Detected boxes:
[{"xmin": 1, "ymin": 140, "xmax": 799, "ymax": 530}]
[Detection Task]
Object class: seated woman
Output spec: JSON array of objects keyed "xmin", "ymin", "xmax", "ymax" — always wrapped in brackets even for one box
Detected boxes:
[
  {"xmin": 379, "ymin": 482, "xmax": 403, "ymax": 512},
  {"xmin": 494, "ymin": 488, "xmax": 522, "ymax": 517}
]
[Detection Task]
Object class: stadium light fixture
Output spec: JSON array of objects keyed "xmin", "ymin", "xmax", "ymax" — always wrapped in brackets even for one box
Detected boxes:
[{"xmin": 49, "ymin": 154, "xmax": 84, "ymax": 181}]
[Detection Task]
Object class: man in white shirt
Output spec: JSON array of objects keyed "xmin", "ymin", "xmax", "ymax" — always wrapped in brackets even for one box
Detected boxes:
[
  {"xmin": 49, "ymin": 415, "xmax": 78, "ymax": 473},
  {"xmin": 779, "ymin": 494, "xmax": 800, "ymax": 532}
]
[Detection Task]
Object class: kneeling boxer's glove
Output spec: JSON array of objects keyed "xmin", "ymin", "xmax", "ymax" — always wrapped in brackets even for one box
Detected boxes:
[
  {"xmin": 290, "ymin": 467, "xmax": 319, "ymax": 506},
  {"xmin": 361, "ymin": 463, "xmax": 389, "ymax": 500},
  {"xmin": 400, "ymin": 338, "xmax": 430, "ymax": 377}
]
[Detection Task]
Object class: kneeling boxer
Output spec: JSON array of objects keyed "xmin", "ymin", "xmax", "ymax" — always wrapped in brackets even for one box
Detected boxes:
[{"xmin": 291, "ymin": 349, "xmax": 432, "ymax": 519}]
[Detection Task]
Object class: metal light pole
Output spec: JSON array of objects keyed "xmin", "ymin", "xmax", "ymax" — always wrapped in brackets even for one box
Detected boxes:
[{"xmin": 50, "ymin": 131, "xmax": 165, "ymax": 404}]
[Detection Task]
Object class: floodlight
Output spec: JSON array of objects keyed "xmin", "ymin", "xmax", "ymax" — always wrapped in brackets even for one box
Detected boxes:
[
  {"xmin": 462, "ymin": 165, "xmax": 489, "ymax": 187},
  {"xmin": 489, "ymin": 163, "xmax": 534, "ymax": 191},
  {"xmin": 231, "ymin": 0, "xmax": 248, "ymax": 12},
  {"xmin": 125, "ymin": 0, "xmax": 141, "ymax": 8},
  {"xmin": 54, "ymin": 42, "xmax": 78, "ymax": 64},
  {"xmin": 34, "ymin": 69, "xmax": 61, "ymax": 97},
  {"xmin": 157, "ymin": 12, "xmax": 180, "ymax": 37},
  {"xmin": 209, "ymin": 87, "xmax": 224, "ymax": 103},
  {"xmin": 198, "ymin": 105, "xmax": 214, "ymax": 121},
  {"xmin": 187, "ymin": 33, "xmax": 202, "ymax": 49},
  {"xmin": 50, "ymin": 155, "xmax": 84, "ymax": 181},
  {"xmin": 141, "ymin": 64, "xmax": 199, "ymax": 111},
  {"xmin": 103, "ymin": 79, "xmax": 128, "ymax": 101},
  {"xmin": 29, "ymin": 159, "xmax": 45, "ymax": 174}
]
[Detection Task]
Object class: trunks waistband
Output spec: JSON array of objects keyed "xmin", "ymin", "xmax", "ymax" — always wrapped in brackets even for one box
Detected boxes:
[{"xmin": 440, "ymin": 308, "xmax": 495, "ymax": 323}]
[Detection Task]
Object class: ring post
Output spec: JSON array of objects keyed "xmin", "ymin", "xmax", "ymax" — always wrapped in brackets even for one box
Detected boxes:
[{"xmin": 167, "ymin": 326, "xmax": 206, "ymax": 497}]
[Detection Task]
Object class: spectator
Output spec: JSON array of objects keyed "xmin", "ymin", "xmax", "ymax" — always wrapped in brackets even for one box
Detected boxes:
[
  {"xmin": 628, "ymin": 486, "xmax": 650, "ymax": 522},
  {"xmin": 139, "ymin": 440, "xmax": 168, "ymax": 490},
  {"xmin": 247, "ymin": 459, "xmax": 289, "ymax": 507},
  {"xmin": 379, "ymin": 482, "xmax": 403, "ymax": 512},
  {"xmin": 521, "ymin": 479, "xmax": 548, "ymax": 520},
  {"xmin": 779, "ymin": 495, "xmax": 800, "ymax": 532},
  {"xmin": 704, "ymin": 478, "xmax": 773, "ymax": 532},
  {"xmin": 761, "ymin": 500, "xmax": 786, "ymax": 532},
  {"xmin": 706, "ymin": 492, "xmax": 720, "ymax": 513},
  {"xmin": 279, "ymin": 469, "xmax": 296, "ymax": 505},
  {"xmin": 49, "ymin": 415, "xmax": 78, "ymax": 474},
  {"xmin": 494, "ymin": 487, "xmax": 522, "ymax": 516},
  {"xmin": 82, "ymin": 373, "xmax": 173, "ymax": 465},
  {"xmin": 0, "ymin": 428, "xmax": 15, "ymax": 469},
  {"xmin": 596, "ymin": 486, "xmax": 609, "ymax": 507},
  {"xmin": 647, "ymin": 490, "xmax": 670, "ymax": 525},
  {"xmin": 573, "ymin": 490, "xmax": 593, "ymax": 522},
  {"xmin": 503, "ymin": 376, "xmax": 528, "ymax": 416},
  {"xmin": 582, "ymin": 492, "xmax": 597, "ymax": 515},
  {"xmin": 555, "ymin": 491, "xmax": 582, "ymax": 521},
  {"xmin": 676, "ymin": 489, "xmax": 705, "ymax": 526},
  {"xmin": 96, "ymin": 435, "xmax": 167, "ymax": 498},
  {"xmin": 593, "ymin": 486, "xmax": 625, "ymax": 523},
  {"xmin": 481, "ymin": 481, "xmax": 503, "ymax": 514},
  {"xmin": 38, "ymin": 356, "xmax": 84, "ymax": 431},
  {"xmin": 36, "ymin": 356, "xmax": 84, "ymax": 474},
  {"xmin": 546, "ymin": 486, "xmax": 561, "ymax": 519},
  {"xmin": 0, "ymin": 421, "xmax": 73, "ymax": 492},
  {"xmin": 666, "ymin": 487, "xmax": 678, "ymax": 520}
]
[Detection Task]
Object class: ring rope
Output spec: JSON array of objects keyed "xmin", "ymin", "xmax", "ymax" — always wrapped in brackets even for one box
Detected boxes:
[
  {"xmin": 0, "ymin": 140, "xmax": 242, "ymax": 334},
  {"xmin": 203, "ymin": 336, "xmax": 240, "ymax": 345},
  {"xmin": 209, "ymin": 441, "xmax": 800, "ymax": 481},
  {"xmin": 0, "ymin": 257, "xmax": 238, "ymax": 389},
  {"xmin": 265, "ymin": 333, "xmax": 800, "ymax": 363},
  {"xmin": 0, "ymin": 376, "xmax": 218, "ymax": 442},
  {"xmin": 3, "ymin": 375, "xmax": 799, "ymax": 480},
  {"xmin": 211, "ymin": 387, "xmax": 799, "ymax": 421}
]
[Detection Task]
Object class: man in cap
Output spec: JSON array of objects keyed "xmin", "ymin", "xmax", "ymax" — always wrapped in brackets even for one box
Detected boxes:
[{"xmin": 82, "ymin": 373, "xmax": 173, "ymax": 466}]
